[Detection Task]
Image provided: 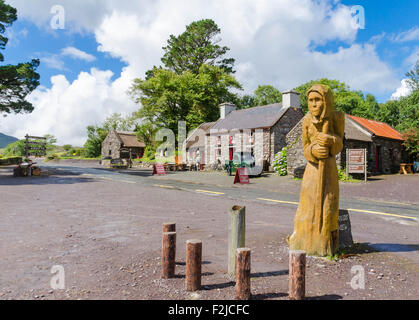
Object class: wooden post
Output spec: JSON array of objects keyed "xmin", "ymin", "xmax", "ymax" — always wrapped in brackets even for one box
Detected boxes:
[
  {"xmin": 161, "ymin": 232, "xmax": 176, "ymax": 279},
  {"xmin": 162, "ymin": 222, "xmax": 176, "ymax": 233},
  {"xmin": 364, "ymin": 149, "xmax": 368, "ymax": 182},
  {"xmin": 235, "ymin": 248, "xmax": 251, "ymax": 300},
  {"xmin": 25, "ymin": 134, "xmax": 29, "ymax": 159},
  {"xmin": 289, "ymin": 250, "xmax": 306, "ymax": 300},
  {"xmin": 228, "ymin": 206, "xmax": 246, "ymax": 277},
  {"xmin": 186, "ymin": 239, "xmax": 202, "ymax": 291}
]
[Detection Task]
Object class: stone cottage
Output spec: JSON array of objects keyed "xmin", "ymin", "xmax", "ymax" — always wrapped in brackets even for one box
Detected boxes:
[
  {"xmin": 185, "ymin": 122, "xmax": 216, "ymax": 166},
  {"xmin": 101, "ymin": 130, "xmax": 145, "ymax": 160},
  {"xmin": 203, "ymin": 90, "xmax": 305, "ymax": 170},
  {"xmin": 286, "ymin": 114, "xmax": 407, "ymax": 177}
]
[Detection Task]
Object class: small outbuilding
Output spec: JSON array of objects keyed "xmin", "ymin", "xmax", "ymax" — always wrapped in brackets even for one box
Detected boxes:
[
  {"xmin": 286, "ymin": 114, "xmax": 407, "ymax": 177},
  {"xmin": 101, "ymin": 130, "xmax": 145, "ymax": 160}
]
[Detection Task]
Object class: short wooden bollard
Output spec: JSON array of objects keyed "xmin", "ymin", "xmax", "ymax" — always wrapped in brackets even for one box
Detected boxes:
[
  {"xmin": 162, "ymin": 222, "xmax": 176, "ymax": 233},
  {"xmin": 161, "ymin": 232, "xmax": 176, "ymax": 279},
  {"xmin": 228, "ymin": 206, "xmax": 246, "ymax": 277},
  {"xmin": 186, "ymin": 239, "xmax": 202, "ymax": 291},
  {"xmin": 289, "ymin": 250, "xmax": 306, "ymax": 300},
  {"xmin": 235, "ymin": 248, "xmax": 251, "ymax": 300}
]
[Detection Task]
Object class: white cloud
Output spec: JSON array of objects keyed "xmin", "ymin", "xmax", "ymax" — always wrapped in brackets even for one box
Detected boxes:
[
  {"xmin": 42, "ymin": 54, "xmax": 67, "ymax": 71},
  {"xmin": 391, "ymin": 79, "xmax": 412, "ymax": 100},
  {"xmin": 392, "ymin": 27, "xmax": 419, "ymax": 43},
  {"xmin": 61, "ymin": 47, "xmax": 96, "ymax": 62},
  {"xmin": 5, "ymin": 27, "xmax": 28, "ymax": 47},
  {"xmin": 2, "ymin": 0, "xmax": 404, "ymax": 144},
  {"xmin": 0, "ymin": 69, "xmax": 137, "ymax": 146}
]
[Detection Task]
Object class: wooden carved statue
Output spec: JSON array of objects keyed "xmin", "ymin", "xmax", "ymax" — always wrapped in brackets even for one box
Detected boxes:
[{"xmin": 288, "ymin": 84, "xmax": 345, "ymax": 257}]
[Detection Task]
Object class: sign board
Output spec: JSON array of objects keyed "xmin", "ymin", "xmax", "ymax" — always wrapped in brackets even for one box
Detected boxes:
[
  {"xmin": 348, "ymin": 165, "xmax": 364, "ymax": 174},
  {"xmin": 25, "ymin": 135, "xmax": 47, "ymax": 158},
  {"xmin": 153, "ymin": 163, "xmax": 166, "ymax": 176},
  {"xmin": 346, "ymin": 149, "xmax": 367, "ymax": 181},
  {"xmin": 233, "ymin": 167, "xmax": 250, "ymax": 184},
  {"xmin": 338, "ymin": 209, "xmax": 354, "ymax": 249}
]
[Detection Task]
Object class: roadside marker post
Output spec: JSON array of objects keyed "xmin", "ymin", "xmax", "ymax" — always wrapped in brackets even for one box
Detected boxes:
[
  {"xmin": 228, "ymin": 206, "xmax": 246, "ymax": 277},
  {"xmin": 186, "ymin": 239, "xmax": 202, "ymax": 292},
  {"xmin": 162, "ymin": 232, "xmax": 176, "ymax": 279},
  {"xmin": 235, "ymin": 248, "xmax": 251, "ymax": 300},
  {"xmin": 289, "ymin": 250, "xmax": 306, "ymax": 300}
]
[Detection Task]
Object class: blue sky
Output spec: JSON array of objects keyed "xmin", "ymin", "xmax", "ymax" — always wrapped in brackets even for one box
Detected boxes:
[
  {"xmin": 3, "ymin": 21, "xmax": 127, "ymax": 87},
  {"xmin": 0, "ymin": 0, "xmax": 418, "ymax": 145}
]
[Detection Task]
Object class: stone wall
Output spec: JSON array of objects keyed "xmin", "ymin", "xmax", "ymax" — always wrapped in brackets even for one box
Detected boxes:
[
  {"xmin": 101, "ymin": 131, "xmax": 122, "ymax": 159},
  {"xmin": 286, "ymin": 119, "xmax": 306, "ymax": 177},
  {"xmin": 271, "ymin": 108, "xmax": 305, "ymax": 163},
  {"xmin": 369, "ymin": 137, "xmax": 406, "ymax": 174}
]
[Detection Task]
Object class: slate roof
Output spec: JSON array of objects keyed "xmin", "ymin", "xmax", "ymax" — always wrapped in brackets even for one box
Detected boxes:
[
  {"xmin": 186, "ymin": 122, "xmax": 215, "ymax": 149},
  {"xmin": 210, "ymin": 103, "xmax": 287, "ymax": 132},
  {"xmin": 347, "ymin": 115, "xmax": 404, "ymax": 141}
]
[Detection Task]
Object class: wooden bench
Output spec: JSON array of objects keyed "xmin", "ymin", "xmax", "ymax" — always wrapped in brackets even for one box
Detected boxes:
[{"xmin": 399, "ymin": 163, "xmax": 413, "ymax": 174}]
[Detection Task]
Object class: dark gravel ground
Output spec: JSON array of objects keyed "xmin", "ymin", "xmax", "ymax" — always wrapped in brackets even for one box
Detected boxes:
[{"xmin": 0, "ymin": 164, "xmax": 418, "ymax": 300}]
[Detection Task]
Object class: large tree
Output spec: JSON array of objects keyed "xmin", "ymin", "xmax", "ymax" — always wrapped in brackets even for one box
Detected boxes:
[
  {"xmin": 130, "ymin": 64, "xmax": 241, "ymax": 134},
  {"xmin": 293, "ymin": 78, "xmax": 381, "ymax": 119},
  {"xmin": 161, "ymin": 19, "xmax": 235, "ymax": 75},
  {"xmin": 237, "ymin": 85, "xmax": 282, "ymax": 109},
  {"xmin": 405, "ymin": 57, "xmax": 419, "ymax": 91},
  {"xmin": 0, "ymin": 0, "xmax": 40, "ymax": 115}
]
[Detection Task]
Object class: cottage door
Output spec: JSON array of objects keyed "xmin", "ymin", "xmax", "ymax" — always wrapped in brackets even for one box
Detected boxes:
[
  {"xmin": 376, "ymin": 146, "xmax": 382, "ymax": 173},
  {"xmin": 200, "ymin": 151, "xmax": 205, "ymax": 170}
]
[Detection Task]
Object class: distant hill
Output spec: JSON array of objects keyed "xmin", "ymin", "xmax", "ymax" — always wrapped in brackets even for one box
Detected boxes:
[{"xmin": 0, "ymin": 133, "xmax": 18, "ymax": 148}]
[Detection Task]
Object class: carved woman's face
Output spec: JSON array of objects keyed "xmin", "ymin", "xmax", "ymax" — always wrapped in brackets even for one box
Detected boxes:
[{"xmin": 308, "ymin": 91, "xmax": 324, "ymax": 118}]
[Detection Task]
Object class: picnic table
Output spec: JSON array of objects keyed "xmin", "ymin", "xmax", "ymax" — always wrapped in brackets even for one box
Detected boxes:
[
  {"xmin": 110, "ymin": 159, "xmax": 128, "ymax": 169},
  {"xmin": 399, "ymin": 163, "xmax": 414, "ymax": 174}
]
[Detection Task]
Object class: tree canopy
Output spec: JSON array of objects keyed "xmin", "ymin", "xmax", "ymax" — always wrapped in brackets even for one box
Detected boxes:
[
  {"xmin": 238, "ymin": 85, "xmax": 282, "ymax": 109},
  {"xmin": 0, "ymin": 0, "xmax": 40, "ymax": 115},
  {"xmin": 130, "ymin": 64, "xmax": 241, "ymax": 134},
  {"xmin": 405, "ymin": 57, "xmax": 419, "ymax": 91},
  {"xmin": 161, "ymin": 19, "xmax": 235, "ymax": 75}
]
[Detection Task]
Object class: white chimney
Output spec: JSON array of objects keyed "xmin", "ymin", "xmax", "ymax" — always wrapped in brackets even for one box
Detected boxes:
[
  {"xmin": 282, "ymin": 90, "xmax": 301, "ymax": 108},
  {"xmin": 219, "ymin": 103, "xmax": 236, "ymax": 119}
]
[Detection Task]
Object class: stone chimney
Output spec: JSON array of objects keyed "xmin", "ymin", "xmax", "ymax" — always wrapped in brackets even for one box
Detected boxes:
[
  {"xmin": 282, "ymin": 90, "xmax": 301, "ymax": 108},
  {"xmin": 219, "ymin": 102, "xmax": 236, "ymax": 119}
]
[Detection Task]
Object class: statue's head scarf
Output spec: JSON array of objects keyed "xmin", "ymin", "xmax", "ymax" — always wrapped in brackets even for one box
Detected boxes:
[{"xmin": 307, "ymin": 84, "xmax": 334, "ymax": 124}]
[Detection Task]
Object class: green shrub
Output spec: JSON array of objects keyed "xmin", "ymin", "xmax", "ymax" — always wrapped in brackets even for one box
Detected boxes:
[
  {"xmin": 46, "ymin": 154, "xmax": 59, "ymax": 161},
  {"xmin": 142, "ymin": 145, "xmax": 156, "ymax": 161},
  {"xmin": 273, "ymin": 147, "xmax": 288, "ymax": 176}
]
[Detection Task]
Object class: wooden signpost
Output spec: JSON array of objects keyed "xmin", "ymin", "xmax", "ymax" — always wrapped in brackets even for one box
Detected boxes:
[
  {"xmin": 25, "ymin": 135, "xmax": 47, "ymax": 158},
  {"xmin": 233, "ymin": 167, "xmax": 250, "ymax": 184},
  {"xmin": 346, "ymin": 149, "xmax": 367, "ymax": 182},
  {"xmin": 153, "ymin": 163, "xmax": 166, "ymax": 176}
]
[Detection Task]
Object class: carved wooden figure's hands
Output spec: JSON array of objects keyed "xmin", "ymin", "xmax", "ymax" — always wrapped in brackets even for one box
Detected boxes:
[
  {"xmin": 312, "ymin": 144, "xmax": 329, "ymax": 160},
  {"xmin": 316, "ymin": 133, "xmax": 335, "ymax": 147}
]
